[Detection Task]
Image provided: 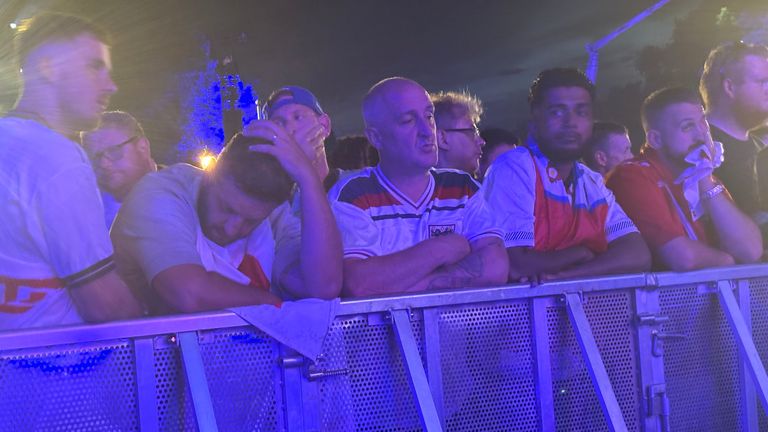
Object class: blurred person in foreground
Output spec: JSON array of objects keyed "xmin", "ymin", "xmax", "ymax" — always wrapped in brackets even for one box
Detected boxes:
[{"xmin": 0, "ymin": 12, "xmax": 140, "ymax": 329}]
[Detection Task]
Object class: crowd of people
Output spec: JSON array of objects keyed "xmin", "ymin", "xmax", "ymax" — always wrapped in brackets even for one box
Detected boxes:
[{"xmin": 1, "ymin": 12, "xmax": 768, "ymax": 331}]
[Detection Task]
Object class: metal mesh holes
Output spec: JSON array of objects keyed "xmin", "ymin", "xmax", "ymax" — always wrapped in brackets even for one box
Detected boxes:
[
  {"xmin": 0, "ymin": 340, "xmax": 138, "ymax": 431},
  {"xmin": 437, "ymin": 300, "xmax": 538, "ymax": 432},
  {"xmin": 659, "ymin": 283, "xmax": 741, "ymax": 431},
  {"xmin": 548, "ymin": 291, "xmax": 640, "ymax": 432}
]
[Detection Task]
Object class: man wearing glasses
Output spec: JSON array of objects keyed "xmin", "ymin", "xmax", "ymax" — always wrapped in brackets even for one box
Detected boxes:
[
  {"xmin": 482, "ymin": 68, "xmax": 650, "ymax": 282},
  {"xmin": 82, "ymin": 111, "xmax": 159, "ymax": 227},
  {"xmin": 431, "ymin": 91, "xmax": 486, "ymax": 177},
  {"xmin": 700, "ymin": 42, "xmax": 768, "ymax": 242}
]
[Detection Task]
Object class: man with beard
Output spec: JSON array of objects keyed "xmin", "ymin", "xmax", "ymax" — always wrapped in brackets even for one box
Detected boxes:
[
  {"xmin": 432, "ymin": 90, "xmax": 487, "ymax": 177},
  {"xmin": 482, "ymin": 68, "xmax": 650, "ymax": 282},
  {"xmin": 0, "ymin": 12, "xmax": 141, "ymax": 329},
  {"xmin": 607, "ymin": 87, "xmax": 762, "ymax": 270},
  {"xmin": 700, "ymin": 42, "xmax": 768, "ymax": 234},
  {"xmin": 81, "ymin": 111, "xmax": 159, "ymax": 227},
  {"xmin": 329, "ymin": 77, "xmax": 508, "ymax": 297}
]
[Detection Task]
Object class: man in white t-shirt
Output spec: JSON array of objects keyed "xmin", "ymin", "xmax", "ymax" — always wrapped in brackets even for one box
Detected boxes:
[
  {"xmin": 329, "ymin": 77, "xmax": 508, "ymax": 297},
  {"xmin": 112, "ymin": 130, "xmax": 342, "ymax": 314},
  {"xmin": 0, "ymin": 12, "xmax": 141, "ymax": 330}
]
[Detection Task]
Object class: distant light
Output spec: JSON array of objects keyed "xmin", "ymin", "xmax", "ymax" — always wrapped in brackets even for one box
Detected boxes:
[
  {"xmin": 198, "ymin": 150, "xmax": 216, "ymax": 170},
  {"xmin": 9, "ymin": 22, "xmax": 17, "ymax": 29}
]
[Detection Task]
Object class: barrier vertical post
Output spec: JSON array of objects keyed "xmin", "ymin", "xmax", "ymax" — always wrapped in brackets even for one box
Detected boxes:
[
  {"xmin": 391, "ymin": 309, "xmax": 444, "ymax": 432},
  {"xmin": 531, "ymin": 297, "xmax": 556, "ymax": 430},
  {"xmin": 738, "ymin": 279, "xmax": 759, "ymax": 432},
  {"xmin": 178, "ymin": 331, "xmax": 219, "ymax": 432},
  {"xmin": 565, "ymin": 293, "xmax": 628, "ymax": 432},
  {"xmin": 717, "ymin": 280, "xmax": 768, "ymax": 413},
  {"xmin": 634, "ymin": 287, "xmax": 667, "ymax": 432},
  {"xmin": 423, "ymin": 308, "xmax": 446, "ymax": 429},
  {"xmin": 134, "ymin": 337, "xmax": 160, "ymax": 432}
]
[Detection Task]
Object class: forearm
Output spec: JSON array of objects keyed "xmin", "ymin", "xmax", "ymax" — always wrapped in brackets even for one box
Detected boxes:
[
  {"xmin": 657, "ymin": 236, "xmax": 735, "ymax": 272},
  {"xmin": 154, "ymin": 266, "xmax": 281, "ymax": 313},
  {"xmin": 71, "ymin": 270, "xmax": 143, "ymax": 322},
  {"xmin": 706, "ymin": 193, "xmax": 763, "ymax": 263},
  {"xmin": 342, "ymin": 238, "xmax": 464, "ymax": 297},
  {"xmin": 507, "ymin": 246, "xmax": 592, "ymax": 280},
  {"xmin": 291, "ymin": 178, "xmax": 343, "ymax": 298},
  {"xmin": 425, "ymin": 238, "xmax": 509, "ymax": 290},
  {"xmin": 552, "ymin": 233, "xmax": 651, "ymax": 279}
]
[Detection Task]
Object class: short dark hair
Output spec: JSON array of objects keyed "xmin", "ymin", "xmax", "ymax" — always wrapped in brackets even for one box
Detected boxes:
[
  {"xmin": 214, "ymin": 133, "xmax": 295, "ymax": 203},
  {"xmin": 528, "ymin": 68, "xmax": 595, "ymax": 109},
  {"xmin": 583, "ymin": 121, "xmax": 628, "ymax": 165},
  {"xmin": 480, "ymin": 128, "xmax": 519, "ymax": 154},
  {"xmin": 329, "ymin": 134, "xmax": 379, "ymax": 171},
  {"xmin": 641, "ymin": 87, "xmax": 702, "ymax": 131},
  {"xmin": 14, "ymin": 12, "xmax": 112, "ymax": 66}
]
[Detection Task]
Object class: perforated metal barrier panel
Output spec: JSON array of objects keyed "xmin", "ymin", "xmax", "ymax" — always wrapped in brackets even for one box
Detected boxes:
[{"xmin": 3, "ymin": 269, "xmax": 768, "ymax": 431}]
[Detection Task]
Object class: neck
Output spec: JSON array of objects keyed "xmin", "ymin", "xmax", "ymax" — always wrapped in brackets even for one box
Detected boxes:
[
  {"xmin": 550, "ymin": 159, "xmax": 575, "ymax": 182},
  {"xmin": 707, "ymin": 105, "xmax": 752, "ymax": 141},
  {"xmin": 15, "ymin": 93, "xmax": 78, "ymax": 140},
  {"xmin": 379, "ymin": 162, "xmax": 431, "ymax": 202}
]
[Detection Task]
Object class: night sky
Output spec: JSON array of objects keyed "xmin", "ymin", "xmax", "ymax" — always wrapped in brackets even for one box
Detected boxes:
[{"xmin": 0, "ymin": 0, "xmax": 733, "ymax": 161}]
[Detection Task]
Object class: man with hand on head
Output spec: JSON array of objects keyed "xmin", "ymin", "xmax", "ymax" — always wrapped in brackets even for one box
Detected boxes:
[
  {"xmin": 482, "ymin": 68, "xmax": 650, "ymax": 283},
  {"xmin": 607, "ymin": 87, "xmax": 762, "ymax": 271},
  {"xmin": 111, "ymin": 123, "xmax": 342, "ymax": 315},
  {"xmin": 0, "ymin": 12, "xmax": 140, "ymax": 329},
  {"xmin": 329, "ymin": 77, "xmax": 508, "ymax": 297}
]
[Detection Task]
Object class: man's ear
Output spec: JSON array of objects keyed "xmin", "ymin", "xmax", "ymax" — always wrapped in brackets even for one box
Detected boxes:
[
  {"xmin": 723, "ymin": 76, "xmax": 736, "ymax": 100},
  {"xmin": 436, "ymin": 129, "xmax": 450, "ymax": 150},
  {"xmin": 318, "ymin": 113, "xmax": 332, "ymax": 139},
  {"xmin": 594, "ymin": 150, "xmax": 608, "ymax": 167},
  {"xmin": 365, "ymin": 126, "xmax": 382, "ymax": 151},
  {"xmin": 647, "ymin": 129, "xmax": 662, "ymax": 150}
]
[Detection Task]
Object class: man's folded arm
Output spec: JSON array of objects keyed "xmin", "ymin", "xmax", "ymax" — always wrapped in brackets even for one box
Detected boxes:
[{"xmin": 152, "ymin": 264, "xmax": 281, "ymax": 313}]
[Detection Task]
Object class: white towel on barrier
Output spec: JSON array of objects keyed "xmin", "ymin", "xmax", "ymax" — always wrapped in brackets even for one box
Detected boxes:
[{"xmin": 228, "ymin": 297, "xmax": 340, "ymax": 361}]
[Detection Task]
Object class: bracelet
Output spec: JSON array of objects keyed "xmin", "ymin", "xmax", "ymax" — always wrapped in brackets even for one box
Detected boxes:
[{"xmin": 702, "ymin": 183, "xmax": 725, "ymax": 201}]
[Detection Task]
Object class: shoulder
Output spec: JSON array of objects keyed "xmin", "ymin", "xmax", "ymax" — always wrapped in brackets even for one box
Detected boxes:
[
  {"xmin": 329, "ymin": 167, "xmax": 382, "ymax": 203},
  {"xmin": 0, "ymin": 118, "xmax": 89, "ymax": 176},
  {"xmin": 125, "ymin": 163, "xmax": 202, "ymax": 209},
  {"xmin": 606, "ymin": 158, "xmax": 656, "ymax": 185},
  {"xmin": 431, "ymin": 168, "xmax": 480, "ymax": 191}
]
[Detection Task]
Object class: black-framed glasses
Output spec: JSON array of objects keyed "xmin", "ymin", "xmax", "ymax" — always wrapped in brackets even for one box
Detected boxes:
[
  {"xmin": 442, "ymin": 125, "xmax": 481, "ymax": 137},
  {"xmin": 88, "ymin": 135, "xmax": 140, "ymax": 163}
]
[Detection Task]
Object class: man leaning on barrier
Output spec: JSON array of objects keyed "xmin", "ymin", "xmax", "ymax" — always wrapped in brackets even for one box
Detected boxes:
[
  {"xmin": 607, "ymin": 87, "xmax": 763, "ymax": 271},
  {"xmin": 111, "ymin": 129, "xmax": 343, "ymax": 315},
  {"xmin": 328, "ymin": 77, "xmax": 509, "ymax": 297},
  {"xmin": 482, "ymin": 68, "xmax": 651, "ymax": 282},
  {"xmin": 0, "ymin": 12, "xmax": 141, "ymax": 329}
]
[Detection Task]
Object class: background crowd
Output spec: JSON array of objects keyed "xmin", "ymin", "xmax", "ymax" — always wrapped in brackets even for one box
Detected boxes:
[{"xmin": 1, "ymin": 12, "xmax": 767, "ymax": 331}]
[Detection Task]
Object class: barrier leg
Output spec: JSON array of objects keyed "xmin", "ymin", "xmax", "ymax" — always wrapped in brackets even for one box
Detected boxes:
[
  {"xmin": 531, "ymin": 297, "xmax": 556, "ymax": 430},
  {"xmin": 717, "ymin": 281, "xmax": 768, "ymax": 414},
  {"xmin": 565, "ymin": 293, "xmax": 628, "ymax": 432},
  {"xmin": 390, "ymin": 309, "xmax": 443, "ymax": 432},
  {"xmin": 423, "ymin": 308, "xmax": 446, "ymax": 429},
  {"xmin": 737, "ymin": 280, "xmax": 759, "ymax": 432},
  {"xmin": 178, "ymin": 331, "xmax": 219, "ymax": 432},
  {"xmin": 134, "ymin": 337, "xmax": 159, "ymax": 432}
]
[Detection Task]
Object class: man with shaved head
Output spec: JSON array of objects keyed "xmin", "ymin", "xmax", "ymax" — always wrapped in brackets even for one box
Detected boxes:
[{"xmin": 328, "ymin": 77, "xmax": 508, "ymax": 297}]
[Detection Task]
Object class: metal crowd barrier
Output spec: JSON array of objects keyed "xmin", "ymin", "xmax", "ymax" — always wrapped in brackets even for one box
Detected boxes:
[{"xmin": 3, "ymin": 264, "xmax": 768, "ymax": 431}]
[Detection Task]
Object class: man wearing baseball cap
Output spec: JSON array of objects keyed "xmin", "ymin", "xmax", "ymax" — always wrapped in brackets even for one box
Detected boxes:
[{"xmin": 264, "ymin": 86, "xmax": 337, "ymax": 188}]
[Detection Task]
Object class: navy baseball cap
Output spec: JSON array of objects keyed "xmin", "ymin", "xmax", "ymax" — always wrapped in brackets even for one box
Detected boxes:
[{"xmin": 264, "ymin": 86, "xmax": 324, "ymax": 118}]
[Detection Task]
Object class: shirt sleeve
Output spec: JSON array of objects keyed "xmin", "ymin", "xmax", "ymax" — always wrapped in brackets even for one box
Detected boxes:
[
  {"xmin": 111, "ymin": 183, "xmax": 202, "ymax": 285},
  {"xmin": 462, "ymin": 183, "xmax": 503, "ymax": 243},
  {"xmin": 597, "ymin": 177, "xmax": 639, "ymax": 242},
  {"xmin": 269, "ymin": 200, "xmax": 302, "ymax": 284},
  {"xmin": 606, "ymin": 165, "xmax": 682, "ymax": 249},
  {"xmin": 33, "ymin": 164, "xmax": 114, "ymax": 286},
  {"xmin": 330, "ymin": 200, "xmax": 382, "ymax": 259},
  {"xmin": 481, "ymin": 149, "xmax": 536, "ymax": 248}
]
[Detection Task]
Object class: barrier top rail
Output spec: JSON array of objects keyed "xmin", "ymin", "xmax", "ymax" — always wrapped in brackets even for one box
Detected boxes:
[{"xmin": 2, "ymin": 264, "xmax": 768, "ymax": 352}]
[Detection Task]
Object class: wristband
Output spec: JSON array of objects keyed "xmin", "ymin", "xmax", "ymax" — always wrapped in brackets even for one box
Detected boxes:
[{"xmin": 702, "ymin": 183, "xmax": 725, "ymax": 201}]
